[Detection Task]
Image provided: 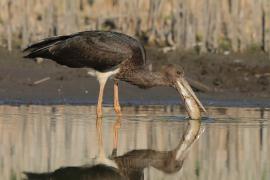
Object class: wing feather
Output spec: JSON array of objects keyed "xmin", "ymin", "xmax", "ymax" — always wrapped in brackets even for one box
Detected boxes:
[{"xmin": 23, "ymin": 31, "xmax": 145, "ymax": 71}]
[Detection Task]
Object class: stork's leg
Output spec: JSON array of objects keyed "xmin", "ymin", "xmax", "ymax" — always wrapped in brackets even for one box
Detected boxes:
[
  {"xmin": 97, "ymin": 80, "xmax": 106, "ymax": 118},
  {"xmin": 111, "ymin": 116, "xmax": 121, "ymax": 158},
  {"xmin": 113, "ymin": 80, "xmax": 122, "ymax": 116},
  {"xmin": 113, "ymin": 117, "xmax": 121, "ymax": 149}
]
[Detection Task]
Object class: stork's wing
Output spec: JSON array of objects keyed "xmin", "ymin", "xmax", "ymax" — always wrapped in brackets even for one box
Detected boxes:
[{"xmin": 23, "ymin": 31, "xmax": 138, "ymax": 71}]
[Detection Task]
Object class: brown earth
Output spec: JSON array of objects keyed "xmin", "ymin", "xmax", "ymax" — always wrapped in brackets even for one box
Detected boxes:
[{"xmin": 0, "ymin": 47, "xmax": 269, "ymax": 107}]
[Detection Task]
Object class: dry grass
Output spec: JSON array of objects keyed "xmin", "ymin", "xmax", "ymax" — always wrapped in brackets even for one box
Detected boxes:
[{"xmin": 0, "ymin": 0, "xmax": 269, "ymax": 53}]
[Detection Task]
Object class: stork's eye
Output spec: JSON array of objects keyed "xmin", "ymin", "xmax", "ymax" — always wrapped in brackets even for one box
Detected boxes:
[{"xmin": 177, "ymin": 71, "xmax": 181, "ymax": 75}]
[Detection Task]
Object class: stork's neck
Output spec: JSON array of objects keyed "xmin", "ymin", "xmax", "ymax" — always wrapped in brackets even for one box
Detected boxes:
[{"xmin": 116, "ymin": 67, "xmax": 169, "ymax": 89}]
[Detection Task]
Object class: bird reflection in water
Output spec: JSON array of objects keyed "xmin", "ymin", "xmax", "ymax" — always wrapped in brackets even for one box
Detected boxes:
[{"xmin": 24, "ymin": 117, "xmax": 203, "ymax": 180}]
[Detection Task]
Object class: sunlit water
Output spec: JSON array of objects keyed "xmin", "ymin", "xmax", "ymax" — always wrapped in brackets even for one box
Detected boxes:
[{"xmin": 0, "ymin": 105, "xmax": 270, "ymax": 180}]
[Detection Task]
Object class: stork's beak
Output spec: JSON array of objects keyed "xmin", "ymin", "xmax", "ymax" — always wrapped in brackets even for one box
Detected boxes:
[{"xmin": 175, "ymin": 77, "xmax": 206, "ymax": 119}]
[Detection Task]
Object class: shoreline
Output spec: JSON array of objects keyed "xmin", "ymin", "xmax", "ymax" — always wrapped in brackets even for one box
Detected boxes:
[
  {"xmin": 0, "ymin": 47, "xmax": 269, "ymax": 108},
  {"xmin": 1, "ymin": 93, "xmax": 270, "ymax": 108}
]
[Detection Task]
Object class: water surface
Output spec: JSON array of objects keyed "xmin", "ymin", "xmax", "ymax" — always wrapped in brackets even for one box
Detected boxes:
[{"xmin": 0, "ymin": 105, "xmax": 269, "ymax": 180}]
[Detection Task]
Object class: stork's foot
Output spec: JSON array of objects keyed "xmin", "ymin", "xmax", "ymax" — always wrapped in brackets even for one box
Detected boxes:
[
  {"xmin": 113, "ymin": 117, "xmax": 121, "ymax": 149},
  {"xmin": 114, "ymin": 105, "xmax": 122, "ymax": 116},
  {"xmin": 113, "ymin": 80, "xmax": 122, "ymax": 116},
  {"xmin": 96, "ymin": 107, "xmax": 103, "ymax": 118},
  {"xmin": 97, "ymin": 113, "xmax": 103, "ymax": 118}
]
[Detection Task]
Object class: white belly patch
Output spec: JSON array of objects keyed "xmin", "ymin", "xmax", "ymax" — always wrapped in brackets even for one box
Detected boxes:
[{"xmin": 87, "ymin": 68, "xmax": 120, "ymax": 84}]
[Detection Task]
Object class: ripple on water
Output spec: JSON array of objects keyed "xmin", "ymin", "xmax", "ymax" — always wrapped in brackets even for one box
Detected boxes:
[{"xmin": 0, "ymin": 105, "xmax": 270, "ymax": 180}]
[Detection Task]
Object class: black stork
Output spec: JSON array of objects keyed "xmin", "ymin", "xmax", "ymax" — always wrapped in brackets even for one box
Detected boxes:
[
  {"xmin": 23, "ymin": 31, "xmax": 206, "ymax": 119},
  {"xmin": 24, "ymin": 117, "xmax": 203, "ymax": 180}
]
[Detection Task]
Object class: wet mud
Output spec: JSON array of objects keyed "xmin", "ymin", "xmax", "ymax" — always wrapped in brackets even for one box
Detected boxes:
[{"xmin": 0, "ymin": 47, "xmax": 269, "ymax": 106}]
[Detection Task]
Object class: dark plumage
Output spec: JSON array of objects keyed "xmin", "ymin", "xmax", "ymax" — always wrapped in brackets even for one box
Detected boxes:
[
  {"xmin": 23, "ymin": 30, "xmax": 205, "ymax": 119},
  {"xmin": 24, "ymin": 118, "xmax": 201, "ymax": 180},
  {"xmin": 24, "ymin": 31, "xmax": 146, "ymax": 71},
  {"xmin": 24, "ymin": 164, "xmax": 126, "ymax": 180}
]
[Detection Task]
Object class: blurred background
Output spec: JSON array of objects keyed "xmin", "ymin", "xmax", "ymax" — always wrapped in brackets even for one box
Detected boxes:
[
  {"xmin": 0, "ymin": 0, "xmax": 269, "ymax": 53},
  {"xmin": 0, "ymin": 1, "xmax": 270, "ymax": 180},
  {"xmin": 0, "ymin": 0, "xmax": 270, "ymax": 104}
]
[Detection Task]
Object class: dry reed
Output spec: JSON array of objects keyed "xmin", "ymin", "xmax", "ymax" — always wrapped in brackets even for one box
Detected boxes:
[{"xmin": 0, "ymin": 0, "xmax": 269, "ymax": 53}]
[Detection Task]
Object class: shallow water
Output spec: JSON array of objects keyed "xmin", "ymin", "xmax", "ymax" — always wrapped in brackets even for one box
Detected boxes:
[{"xmin": 0, "ymin": 105, "xmax": 270, "ymax": 180}]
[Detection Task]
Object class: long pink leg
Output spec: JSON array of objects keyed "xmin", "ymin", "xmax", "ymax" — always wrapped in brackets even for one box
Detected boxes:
[
  {"xmin": 97, "ymin": 82, "xmax": 106, "ymax": 118},
  {"xmin": 113, "ymin": 117, "xmax": 121, "ymax": 149},
  {"xmin": 114, "ymin": 80, "xmax": 122, "ymax": 116},
  {"xmin": 96, "ymin": 117, "xmax": 106, "ymax": 160}
]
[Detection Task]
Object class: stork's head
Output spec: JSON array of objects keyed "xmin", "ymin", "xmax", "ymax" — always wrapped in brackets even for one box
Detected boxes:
[{"xmin": 161, "ymin": 64, "xmax": 206, "ymax": 119}]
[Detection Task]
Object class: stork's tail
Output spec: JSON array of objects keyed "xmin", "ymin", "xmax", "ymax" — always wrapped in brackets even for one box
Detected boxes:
[{"xmin": 22, "ymin": 35, "xmax": 70, "ymax": 59}]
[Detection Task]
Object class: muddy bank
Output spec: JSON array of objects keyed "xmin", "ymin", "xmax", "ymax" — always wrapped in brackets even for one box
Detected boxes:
[{"xmin": 0, "ymin": 47, "xmax": 269, "ymax": 107}]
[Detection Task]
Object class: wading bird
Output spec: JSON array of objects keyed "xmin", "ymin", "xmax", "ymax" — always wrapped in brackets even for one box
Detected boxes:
[
  {"xmin": 23, "ymin": 31, "xmax": 206, "ymax": 119},
  {"xmin": 25, "ymin": 117, "xmax": 203, "ymax": 180}
]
